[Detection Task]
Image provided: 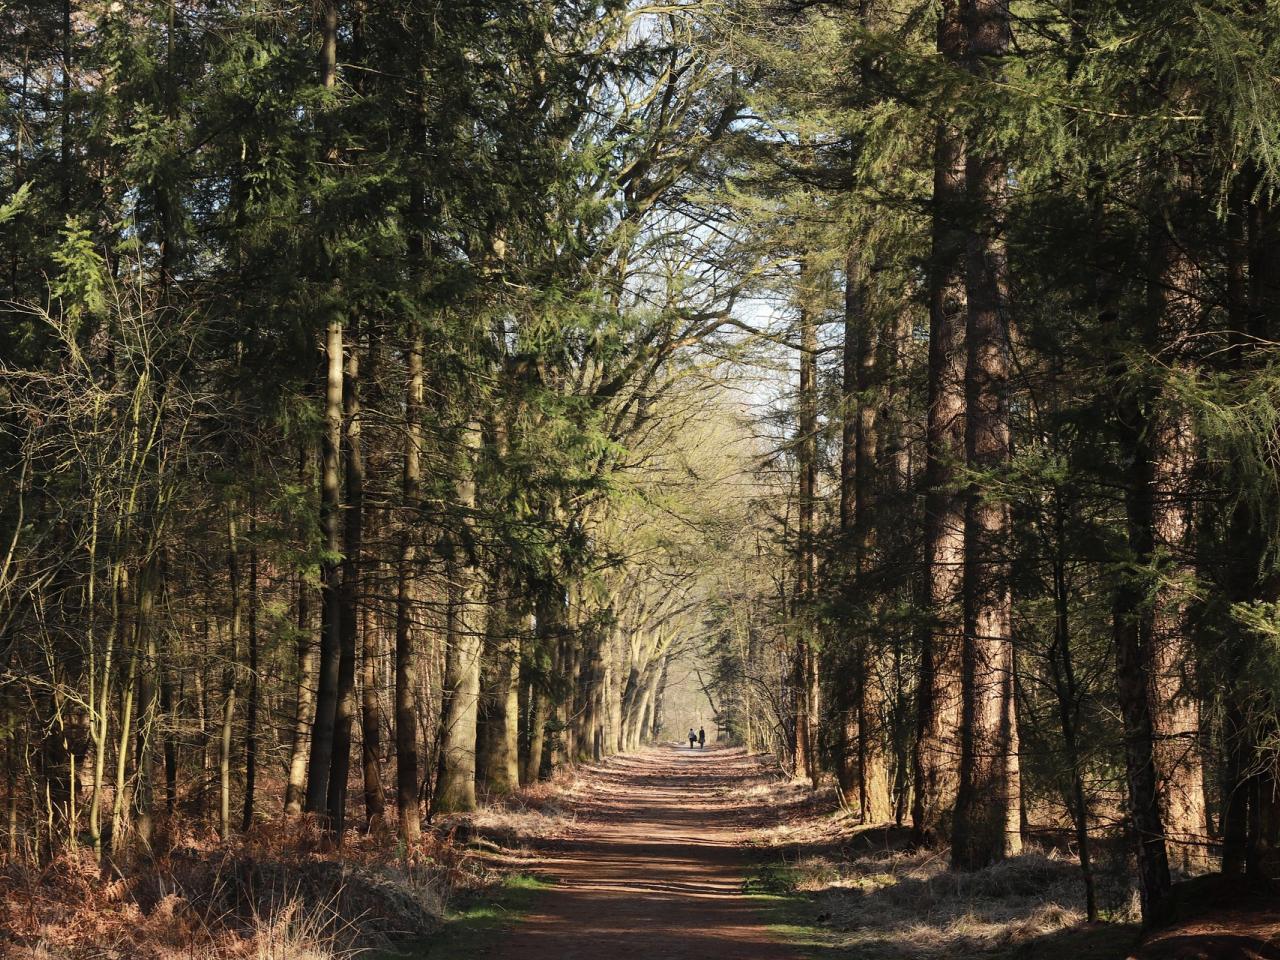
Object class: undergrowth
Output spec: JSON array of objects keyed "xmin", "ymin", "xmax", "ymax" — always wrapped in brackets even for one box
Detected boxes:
[
  {"xmin": 741, "ymin": 774, "xmax": 1142, "ymax": 960},
  {"xmin": 0, "ymin": 772, "xmax": 577, "ymax": 960},
  {"xmin": 745, "ymin": 848, "xmax": 1142, "ymax": 960}
]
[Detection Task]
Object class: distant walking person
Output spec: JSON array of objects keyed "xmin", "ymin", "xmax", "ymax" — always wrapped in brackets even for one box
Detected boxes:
[
  {"xmin": 688, "ymin": 728, "xmax": 697, "ymax": 749},
  {"xmin": 698, "ymin": 727, "xmax": 706, "ymax": 749}
]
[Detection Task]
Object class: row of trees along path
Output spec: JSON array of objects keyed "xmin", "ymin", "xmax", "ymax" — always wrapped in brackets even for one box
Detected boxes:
[{"xmin": 1, "ymin": 0, "xmax": 1278, "ymax": 945}]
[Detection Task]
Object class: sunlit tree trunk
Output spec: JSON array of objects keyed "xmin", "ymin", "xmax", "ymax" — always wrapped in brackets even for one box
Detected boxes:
[
  {"xmin": 285, "ymin": 448, "xmax": 315, "ymax": 817},
  {"xmin": 523, "ymin": 682, "xmax": 549, "ymax": 786},
  {"xmin": 479, "ymin": 568, "xmax": 521, "ymax": 794},
  {"xmin": 794, "ymin": 298, "xmax": 818, "ymax": 787},
  {"xmin": 649, "ymin": 656, "xmax": 669, "ymax": 744},
  {"xmin": 394, "ymin": 335, "xmax": 423, "ymax": 842},
  {"xmin": 432, "ymin": 423, "xmax": 484, "ymax": 814},
  {"xmin": 951, "ymin": 0, "xmax": 1021, "ymax": 870},
  {"xmin": 1107, "ymin": 184, "xmax": 1214, "ymax": 922},
  {"xmin": 1144, "ymin": 196, "xmax": 1207, "ymax": 873},
  {"xmin": 835, "ymin": 247, "xmax": 862, "ymax": 809},
  {"xmin": 522, "ymin": 593, "xmax": 557, "ymax": 784},
  {"xmin": 603, "ymin": 632, "xmax": 622, "ymax": 756},
  {"xmin": 912, "ymin": 0, "xmax": 967, "ymax": 844},
  {"xmin": 286, "ymin": 445, "xmax": 316, "ymax": 819},
  {"xmin": 851, "ymin": 255, "xmax": 894, "ymax": 824}
]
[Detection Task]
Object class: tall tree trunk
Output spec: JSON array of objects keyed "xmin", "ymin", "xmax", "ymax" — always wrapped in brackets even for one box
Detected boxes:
[
  {"xmin": 195, "ymin": 620, "xmax": 211, "ymax": 814},
  {"xmin": 479, "ymin": 572, "xmax": 521, "ymax": 795},
  {"xmin": 360, "ymin": 592, "xmax": 383, "ymax": 828},
  {"xmin": 1114, "ymin": 545, "xmax": 1173, "ymax": 923},
  {"xmin": 603, "ymin": 640, "xmax": 621, "ymax": 756},
  {"xmin": 432, "ymin": 424, "xmax": 483, "ymax": 814},
  {"xmin": 649, "ymin": 656, "xmax": 669, "ymax": 743},
  {"xmin": 523, "ymin": 681, "xmax": 549, "ymax": 786},
  {"xmin": 109, "ymin": 573, "xmax": 137, "ymax": 855},
  {"xmin": 550, "ymin": 629, "xmax": 572, "ymax": 768},
  {"xmin": 327, "ymin": 320, "xmax": 364, "ymax": 838},
  {"xmin": 477, "ymin": 406, "xmax": 521, "ymax": 794},
  {"xmin": 851, "ymin": 257, "xmax": 894, "ymax": 824},
  {"xmin": 794, "ymin": 298, "xmax": 819, "ymax": 787},
  {"xmin": 133, "ymin": 565, "xmax": 159, "ymax": 848},
  {"xmin": 221, "ymin": 512, "xmax": 242, "ymax": 839},
  {"xmin": 285, "ymin": 450, "xmax": 316, "ymax": 816},
  {"xmin": 394, "ymin": 335, "xmax": 423, "ymax": 842},
  {"xmin": 950, "ymin": 0, "xmax": 1021, "ymax": 871},
  {"xmin": 59, "ymin": 0, "xmax": 72, "ymax": 209},
  {"xmin": 835, "ymin": 247, "xmax": 862, "ymax": 809},
  {"xmin": 1112, "ymin": 264, "xmax": 1174, "ymax": 923},
  {"xmin": 522, "ymin": 595, "xmax": 556, "ymax": 784},
  {"xmin": 1144, "ymin": 182, "xmax": 1207, "ymax": 873},
  {"xmin": 305, "ymin": 0, "xmax": 343, "ymax": 817},
  {"xmin": 912, "ymin": 0, "xmax": 968, "ymax": 844}
]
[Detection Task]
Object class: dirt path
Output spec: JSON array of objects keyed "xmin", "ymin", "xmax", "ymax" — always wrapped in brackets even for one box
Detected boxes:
[{"xmin": 487, "ymin": 745, "xmax": 801, "ymax": 960}]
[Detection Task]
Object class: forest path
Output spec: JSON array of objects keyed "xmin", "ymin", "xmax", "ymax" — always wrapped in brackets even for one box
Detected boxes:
[{"xmin": 485, "ymin": 745, "xmax": 801, "ymax": 960}]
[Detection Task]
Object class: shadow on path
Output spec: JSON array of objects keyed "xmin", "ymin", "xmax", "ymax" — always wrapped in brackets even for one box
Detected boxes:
[{"xmin": 487, "ymin": 745, "xmax": 802, "ymax": 960}]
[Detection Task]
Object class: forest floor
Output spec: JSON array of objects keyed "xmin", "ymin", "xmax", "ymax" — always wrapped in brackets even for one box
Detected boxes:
[
  {"xmin": 461, "ymin": 744, "xmax": 1131, "ymax": 960},
  {"xmin": 471, "ymin": 744, "xmax": 802, "ymax": 960},
  {"xmin": 7, "ymin": 749, "xmax": 1276, "ymax": 959},
  {"xmin": 453, "ymin": 747, "xmax": 1279, "ymax": 960}
]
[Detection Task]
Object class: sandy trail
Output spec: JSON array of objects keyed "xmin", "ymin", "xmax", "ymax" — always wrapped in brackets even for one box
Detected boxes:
[{"xmin": 487, "ymin": 745, "xmax": 800, "ymax": 960}]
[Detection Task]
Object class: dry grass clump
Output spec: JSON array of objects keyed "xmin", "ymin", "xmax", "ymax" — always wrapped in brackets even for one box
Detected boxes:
[
  {"xmin": 740, "ymin": 778, "xmax": 857, "ymax": 845},
  {"xmin": 782, "ymin": 844, "xmax": 1138, "ymax": 959},
  {"xmin": 0, "ymin": 820, "xmax": 456, "ymax": 960},
  {"xmin": 467, "ymin": 784, "xmax": 575, "ymax": 845},
  {"xmin": 0, "ymin": 763, "xmax": 587, "ymax": 960},
  {"xmin": 739, "ymin": 768, "xmax": 1141, "ymax": 958}
]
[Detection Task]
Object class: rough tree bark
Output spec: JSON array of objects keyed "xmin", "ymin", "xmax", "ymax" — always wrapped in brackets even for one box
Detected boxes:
[
  {"xmin": 851, "ymin": 259, "xmax": 894, "ymax": 824},
  {"xmin": 835, "ymin": 249, "xmax": 862, "ymax": 810},
  {"xmin": 432, "ymin": 423, "xmax": 484, "ymax": 814},
  {"xmin": 304, "ymin": 0, "xmax": 343, "ymax": 818},
  {"xmin": 326, "ymin": 317, "xmax": 363, "ymax": 839},
  {"xmin": 1145, "ymin": 198, "xmax": 1208, "ymax": 873},
  {"xmin": 285, "ymin": 560, "xmax": 315, "ymax": 816},
  {"xmin": 912, "ymin": 0, "xmax": 968, "ymax": 844},
  {"xmin": 950, "ymin": 0, "xmax": 1021, "ymax": 870},
  {"xmin": 794, "ymin": 298, "xmax": 819, "ymax": 788},
  {"xmin": 479, "ymin": 567, "xmax": 521, "ymax": 794},
  {"xmin": 285, "ymin": 444, "xmax": 316, "ymax": 816},
  {"xmin": 522, "ymin": 590, "xmax": 558, "ymax": 785},
  {"xmin": 394, "ymin": 334, "xmax": 423, "ymax": 842}
]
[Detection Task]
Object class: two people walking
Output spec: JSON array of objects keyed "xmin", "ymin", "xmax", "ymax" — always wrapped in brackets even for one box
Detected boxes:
[{"xmin": 687, "ymin": 726, "xmax": 706, "ymax": 749}]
